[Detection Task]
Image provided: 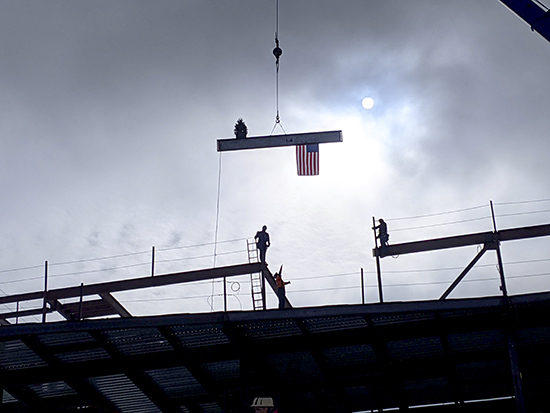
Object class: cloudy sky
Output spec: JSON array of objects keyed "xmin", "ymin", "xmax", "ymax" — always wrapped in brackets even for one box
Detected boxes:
[{"xmin": 2, "ymin": 0, "xmax": 550, "ymax": 320}]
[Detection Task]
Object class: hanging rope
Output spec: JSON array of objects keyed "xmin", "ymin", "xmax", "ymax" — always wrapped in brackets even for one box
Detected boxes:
[
  {"xmin": 213, "ymin": 152, "xmax": 222, "ymax": 267},
  {"xmin": 210, "ymin": 152, "xmax": 223, "ymax": 311},
  {"xmin": 271, "ymin": 0, "xmax": 286, "ymax": 134}
]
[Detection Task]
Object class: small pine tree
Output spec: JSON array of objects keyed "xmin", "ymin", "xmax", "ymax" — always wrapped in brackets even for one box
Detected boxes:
[{"xmin": 234, "ymin": 118, "xmax": 248, "ymax": 139}]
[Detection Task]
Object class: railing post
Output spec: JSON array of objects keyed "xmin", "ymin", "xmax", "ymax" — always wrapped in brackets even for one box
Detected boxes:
[
  {"xmin": 79, "ymin": 283, "xmax": 84, "ymax": 320},
  {"xmin": 361, "ymin": 268, "xmax": 365, "ymax": 305},
  {"xmin": 224, "ymin": 277, "xmax": 227, "ymax": 312},
  {"xmin": 42, "ymin": 260, "xmax": 48, "ymax": 323},
  {"xmin": 151, "ymin": 246, "xmax": 156, "ymax": 277},
  {"xmin": 490, "ymin": 201, "xmax": 508, "ymax": 297}
]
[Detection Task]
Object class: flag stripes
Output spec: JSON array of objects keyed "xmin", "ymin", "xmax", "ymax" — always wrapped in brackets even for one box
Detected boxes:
[{"xmin": 296, "ymin": 144, "xmax": 319, "ymax": 176}]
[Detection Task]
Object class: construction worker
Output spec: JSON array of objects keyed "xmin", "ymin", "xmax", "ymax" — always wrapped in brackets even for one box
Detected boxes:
[
  {"xmin": 374, "ymin": 218, "xmax": 389, "ymax": 247},
  {"xmin": 255, "ymin": 225, "xmax": 270, "ymax": 264},
  {"xmin": 275, "ymin": 267, "xmax": 290, "ymax": 309},
  {"xmin": 251, "ymin": 397, "xmax": 276, "ymax": 413}
]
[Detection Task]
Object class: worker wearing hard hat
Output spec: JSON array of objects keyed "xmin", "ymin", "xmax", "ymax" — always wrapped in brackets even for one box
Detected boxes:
[
  {"xmin": 251, "ymin": 397, "xmax": 277, "ymax": 413},
  {"xmin": 255, "ymin": 225, "xmax": 270, "ymax": 264},
  {"xmin": 275, "ymin": 268, "xmax": 290, "ymax": 310},
  {"xmin": 374, "ymin": 218, "xmax": 389, "ymax": 247}
]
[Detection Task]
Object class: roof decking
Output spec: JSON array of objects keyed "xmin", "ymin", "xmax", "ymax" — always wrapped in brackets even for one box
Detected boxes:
[{"xmin": 1, "ymin": 291, "xmax": 549, "ymax": 412}]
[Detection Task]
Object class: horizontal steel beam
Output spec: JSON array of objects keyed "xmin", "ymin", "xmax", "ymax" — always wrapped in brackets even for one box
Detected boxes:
[
  {"xmin": 0, "ymin": 262, "xmax": 263, "ymax": 305},
  {"xmin": 217, "ymin": 130, "xmax": 342, "ymax": 152},
  {"xmin": 0, "ymin": 306, "xmax": 53, "ymax": 320},
  {"xmin": 498, "ymin": 223, "xmax": 550, "ymax": 242},
  {"xmin": 373, "ymin": 223, "xmax": 550, "ymax": 258}
]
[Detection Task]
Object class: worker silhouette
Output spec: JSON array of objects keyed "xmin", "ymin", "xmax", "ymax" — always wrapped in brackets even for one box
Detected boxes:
[
  {"xmin": 255, "ymin": 225, "xmax": 270, "ymax": 264},
  {"xmin": 274, "ymin": 266, "xmax": 290, "ymax": 309},
  {"xmin": 374, "ymin": 218, "xmax": 389, "ymax": 247}
]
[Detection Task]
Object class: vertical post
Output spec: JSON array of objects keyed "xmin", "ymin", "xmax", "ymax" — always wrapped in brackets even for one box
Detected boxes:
[
  {"xmin": 16, "ymin": 301, "xmax": 19, "ymax": 325},
  {"xmin": 224, "ymin": 277, "xmax": 227, "ymax": 312},
  {"xmin": 361, "ymin": 268, "xmax": 365, "ymax": 305},
  {"xmin": 491, "ymin": 200, "xmax": 525, "ymax": 413},
  {"xmin": 42, "ymin": 260, "xmax": 48, "ymax": 323},
  {"xmin": 490, "ymin": 201, "xmax": 508, "ymax": 297},
  {"xmin": 372, "ymin": 217, "xmax": 384, "ymax": 303},
  {"xmin": 508, "ymin": 332, "xmax": 526, "ymax": 413},
  {"xmin": 151, "ymin": 246, "xmax": 156, "ymax": 277},
  {"xmin": 79, "ymin": 283, "xmax": 84, "ymax": 320}
]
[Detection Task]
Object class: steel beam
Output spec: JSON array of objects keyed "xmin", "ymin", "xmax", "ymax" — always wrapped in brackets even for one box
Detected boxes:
[
  {"xmin": 217, "ymin": 130, "xmax": 342, "ymax": 152},
  {"xmin": 0, "ymin": 262, "xmax": 263, "ymax": 306},
  {"xmin": 99, "ymin": 292, "xmax": 132, "ymax": 318},
  {"xmin": 373, "ymin": 223, "xmax": 550, "ymax": 258},
  {"xmin": 439, "ymin": 244, "xmax": 493, "ymax": 300}
]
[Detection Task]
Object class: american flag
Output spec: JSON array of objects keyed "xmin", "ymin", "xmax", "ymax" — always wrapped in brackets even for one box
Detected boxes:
[{"xmin": 296, "ymin": 144, "xmax": 319, "ymax": 176}]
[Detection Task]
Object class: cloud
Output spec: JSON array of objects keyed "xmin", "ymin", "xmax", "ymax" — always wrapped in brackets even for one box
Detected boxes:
[{"xmin": 1, "ymin": 1, "xmax": 550, "ymax": 314}]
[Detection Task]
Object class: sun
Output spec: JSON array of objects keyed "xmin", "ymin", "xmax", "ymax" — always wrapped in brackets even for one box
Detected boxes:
[{"xmin": 361, "ymin": 97, "xmax": 375, "ymax": 110}]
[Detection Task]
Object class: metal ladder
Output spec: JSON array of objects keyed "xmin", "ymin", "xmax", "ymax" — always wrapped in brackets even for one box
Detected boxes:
[{"xmin": 247, "ymin": 239, "xmax": 264, "ymax": 310}]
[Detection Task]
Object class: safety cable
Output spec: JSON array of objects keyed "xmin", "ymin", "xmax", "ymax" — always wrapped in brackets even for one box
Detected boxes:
[
  {"xmin": 386, "ymin": 204, "xmax": 487, "ymax": 222},
  {"xmin": 494, "ymin": 197, "xmax": 550, "ymax": 206}
]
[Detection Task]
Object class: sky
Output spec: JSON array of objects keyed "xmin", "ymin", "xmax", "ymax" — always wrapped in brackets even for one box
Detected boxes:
[{"xmin": 1, "ymin": 0, "xmax": 550, "ymax": 320}]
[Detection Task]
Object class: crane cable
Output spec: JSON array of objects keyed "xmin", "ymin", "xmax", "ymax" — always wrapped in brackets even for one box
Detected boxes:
[{"xmin": 271, "ymin": 0, "xmax": 286, "ymax": 134}]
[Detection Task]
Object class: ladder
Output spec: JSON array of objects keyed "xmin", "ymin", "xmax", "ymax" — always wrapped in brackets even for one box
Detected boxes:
[{"xmin": 247, "ymin": 239, "xmax": 264, "ymax": 310}]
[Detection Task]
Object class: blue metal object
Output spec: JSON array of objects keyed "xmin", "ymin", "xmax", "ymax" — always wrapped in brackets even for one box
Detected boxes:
[{"xmin": 500, "ymin": 0, "xmax": 550, "ymax": 43}]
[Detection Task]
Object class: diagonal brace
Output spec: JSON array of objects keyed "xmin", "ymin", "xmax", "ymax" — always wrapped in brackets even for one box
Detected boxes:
[{"xmin": 440, "ymin": 243, "xmax": 496, "ymax": 300}]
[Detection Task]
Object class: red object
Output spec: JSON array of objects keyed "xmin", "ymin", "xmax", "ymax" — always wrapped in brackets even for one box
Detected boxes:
[{"xmin": 296, "ymin": 144, "xmax": 319, "ymax": 175}]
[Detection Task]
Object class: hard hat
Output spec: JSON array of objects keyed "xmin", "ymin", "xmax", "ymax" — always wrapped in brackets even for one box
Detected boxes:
[{"xmin": 251, "ymin": 397, "xmax": 274, "ymax": 407}]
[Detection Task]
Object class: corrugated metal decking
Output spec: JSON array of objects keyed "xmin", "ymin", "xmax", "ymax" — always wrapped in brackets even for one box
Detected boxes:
[{"xmin": 1, "ymin": 292, "xmax": 550, "ymax": 412}]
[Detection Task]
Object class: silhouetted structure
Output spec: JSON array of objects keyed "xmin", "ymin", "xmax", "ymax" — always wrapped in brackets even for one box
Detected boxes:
[{"xmin": 2, "ymin": 291, "xmax": 549, "ymax": 412}]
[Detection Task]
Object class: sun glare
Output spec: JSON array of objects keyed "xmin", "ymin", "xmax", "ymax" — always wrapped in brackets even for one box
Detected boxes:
[{"xmin": 361, "ymin": 97, "xmax": 375, "ymax": 110}]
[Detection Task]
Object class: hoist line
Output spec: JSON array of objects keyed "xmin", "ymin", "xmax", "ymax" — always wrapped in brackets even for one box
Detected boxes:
[
  {"xmin": 276, "ymin": 0, "xmax": 279, "ymax": 37},
  {"xmin": 274, "ymin": 0, "xmax": 280, "ymax": 124},
  {"xmin": 271, "ymin": 0, "xmax": 286, "ymax": 134}
]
